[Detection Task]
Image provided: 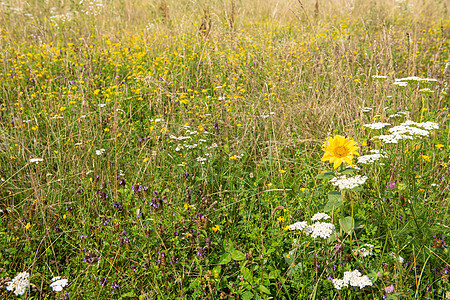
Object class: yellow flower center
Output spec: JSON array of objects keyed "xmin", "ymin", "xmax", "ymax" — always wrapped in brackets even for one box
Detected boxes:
[{"xmin": 333, "ymin": 146, "xmax": 349, "ymax": 158}]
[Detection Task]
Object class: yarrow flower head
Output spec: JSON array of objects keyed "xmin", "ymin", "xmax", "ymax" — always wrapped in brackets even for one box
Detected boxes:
[
  {"xmin": 357, "ymin": 149, "xmax": 387, "ymax": 164},
  {"xmin": 321, "ymin": 135, "xmax": 359, "ymax": 169},
  {"xmin": 330, "ymin": 175, "xmax": 368, "ymax": 190},
  {"xmin": 311, "ymin": 212, "xmax": 331, "ymax": 221},
  {"xmin": 332, "ymin": 270, "xmax": 373, "ymax": 290},
  {"xmin": 305, "ymin": 222, "xmax": 335, "ymax": 239},
  {"xmin": 6, "ymin": 271, "xmax": 30, "ymax": 296},
  {"xmin": 49, "ymin": 276, "xmax": 68, "ymax": 292},
  {"xmin": 29, "ymin": 158, "xmax": 44, "ymax": 164},
  {"xmin": 363, "ymin": 122, "xmax": 391, "ymax": 130},
  {"xmin": 288, "ymin": 221, "xmax": 308, "ymax": 231}
]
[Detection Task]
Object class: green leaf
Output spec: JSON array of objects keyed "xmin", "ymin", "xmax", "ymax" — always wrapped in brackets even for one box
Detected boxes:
[
  {"xmin": 241, "ymin": 290, "xmax": 254, "ymax": 300},
  {"xmin": 339, "ymin": 167, "xmax": 355, "ymax": 175},
  {"xmin": 259, "ymin": 285, "xmax": 271, "ymax": 294},
  {"xmin": 120, "ymin": 291, "xmax": 136, "ymax": 298},
  {"xmin": 223, "ymin": 240, "xmax": 234, "ymax": 253},
  {"xmin": 242, "ymin": 267, "xmax": 253, "ymax": 285},
  {"xmin": 340, "ymin": 216, "xmax": 354, "ymax": 233},
  {"xmin": 218, "ymin": 253, "xmax": 232, "ymax": 265},
  {"xmin": 317, "ymin": 171, "xmax": 335, "ymax": 179},
  {"xmin": 231, "ymin": 250, "xmax": 246, "ymax": 261},
  {"xmin": 324, "ymin": 191, "xmax": 343, "ymax": 212}
]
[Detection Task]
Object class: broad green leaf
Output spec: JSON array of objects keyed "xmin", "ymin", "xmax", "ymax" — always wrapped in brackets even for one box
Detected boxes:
[
  {"xmin": 218, "ymin": 253, "xmax": 231, "ymax": 265},
  {"xmin": 223, "ymin": 240, "xmax": 234, "ymax": 253},
  {"xmin": 241, "ymin": 290, "xmax": 254, "ymax": 300},
  {"xmin": 317, "ymin": 171, "xmax": 335, "ymax": 179},
  {"xmin": 259, "ymin": 285, "xmax": 271, "ymax": 294},
  {"xmin": 242, "ymin": 267, "xmax": 253, "ymax": 285},
  {"xmin": 324, "ymin": 191, "xmax": 342, "ymax": 212},
  {"xmin": 340, "ymin": 216, "xmax": 354, "ymax": 233},
  {"xmin": 231, "ymin": 250, "xmax": 246, "ymax": 261}
]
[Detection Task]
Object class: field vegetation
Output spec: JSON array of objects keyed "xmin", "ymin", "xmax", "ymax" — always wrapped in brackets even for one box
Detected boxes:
[{"xmin": 0, "ymin": 0, "xmax": 449, "ymax": 298}]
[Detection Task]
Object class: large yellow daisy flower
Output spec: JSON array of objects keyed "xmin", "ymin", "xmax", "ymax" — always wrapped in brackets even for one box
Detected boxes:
[{"xmin": 321, "ymin": 135, "xmax": 360, "ymax": 169}]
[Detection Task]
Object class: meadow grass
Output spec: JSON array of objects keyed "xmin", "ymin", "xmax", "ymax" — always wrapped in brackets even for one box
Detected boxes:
[{"xmin": 0, "ymin": 0, "xmax": 449, "ymax": 299}]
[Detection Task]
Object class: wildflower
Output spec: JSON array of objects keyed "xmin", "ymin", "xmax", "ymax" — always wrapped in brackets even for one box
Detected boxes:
[
  {"xmin": 50, "ymin": 277, "xmax": 68, "ymax": 292},
  {"xmin": 435, "ymin": 144, "xmax": 444, "ymax": 149},
  {"xmin": 311, "ymin": 212, "xmax": 331, "ymax": 221},
  {"xmin": 196, "ymin": 156, "xmax": 207, "ymax": 164},
  {"xmin": 332, "ymin": 270, "xmax": 373, "ymax": 290},
  {"xmin": 288, "ymin": 221, "xmax": 308, "ymax": 231},
  {"xmin": 357, "ymin": 150, "xmax": 386, "ymax": 164},
  {"xmin": 6, "ymin": 272, "xmax": 30, "ymax": 296},
  {"xmin": 385, "ymin": 285, "xmax": 395, "ymax": 294},
  {"xmin": 363, "ymin": 122, "xmax": 391, "ymax": 130},
  {"xmin": 389, "ymin": 124, "xmax": 430, "ymax": 137},
  {"xmin": 353, "ymin": 244, "xmax": 375, "ymax": 257},
  {"xmin": 386, "ymin": 182, "xmax": 396, "ymax": 189},
  {"xmin": 25, "ymin": 222, "xmax": 31, "ymax": 230},
  {"xmin": 389, "ymin": 252, "xmax": 404, "ymax": 264},
  {"xmin": 422, "ymin": 155, "xmax": 431, "ymax": 162},
  {"xmin": 377, "ymin": 133, "xmax": 412, "ymax": 144},
  {"xmin": 29, "ymin": 158, "xmax": 44, "ymax": 164},
  {"xmin": 305, "ymin": 222, "xmax": 335, "ymax": 239},
  {"xmin": 330, "ymin": 175, "xmax": 368, "ymax": 190},
  {"xmin": 95, "ymin": 149, "xmax": 105, "ymax": 155},
  {"xmin": 321, "ymin": 135, "xmax": 359, "ymax": 169},
  {"xmin": 212, "ymin": 224, "xmax": 220, "ymax": 233}
]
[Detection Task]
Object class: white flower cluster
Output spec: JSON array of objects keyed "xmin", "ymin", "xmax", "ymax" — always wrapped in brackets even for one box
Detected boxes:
[
  {"xmin": 49, "ymin": 12, "xmax": 75, "ymax": 24},
  {"xmin": 372, "ymin": 75, "xmax": 387, "ymax": 79},
  {"xmin": 305, "ymin": 222, "xmax": 335, "ymax": 239},
  {"xmin": 357, "ymin": 149, "xmax": 386, "ymax": 164},
  {"xmin": 311, "ymin": 212, "xmax": 331, "ymax": 221},
  {"xmin": 377, "ymin": 133, "xmax": 412, "ymax": 144},
  {"xmin": 353, "ymin": 244, "xmax": 375, "ymax": 257},
  {"xmin": 332, "ymin": 270, "xmax": 373, "ymax": 290},
  {"xmin": 393, "ymin": 81, "xmax": 408, "ymax": 87},
  {"xmin": 402, "ymin": 120, "xmax": 439, "ymax": 130},
  {"xmin": 395, "ymin": 76, "xmax": 437, "ymax": 83},
  {"xmin": 288, "ymin": 214, "xmax": 335, "ymax": 239},
  {"xmin": 95, "ymin": 149, "xmax": 106, "ymax": 155},
  {"xmin": 30, "ymin": 158, "xmax": 44, "ymax": 164},
  {"xmin": 375, "ymin": 120, "xmax": 439, "ymax": 144},
  {"xmin": 389, "ymin": 252, "xmax": 404, "ymax": 264},
  {"xmin": 288, "ymin": 221, "xmax": 308, "ymax": 231},
  {"xmin": 6, "ymin": 272, "xmax": 29, "ymax": 296},
  {"xmin": 363, "ymin": 122, "xmax": 391, "ymax": 130},
  {"xmin": 330, "ymin": 175, "xmax": 368, "ymax": 190},
  {"xmin": 49, "ymin": 277, "xmax": 68, "ymax": 292},
  {"xmin": 389, "ymin": 124, "xmax": 430, "ymax": 137}
]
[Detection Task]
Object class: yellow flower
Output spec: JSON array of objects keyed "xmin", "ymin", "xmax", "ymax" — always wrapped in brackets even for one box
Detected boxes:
[
  {"xmin": 277, "ymin": 216, "xmax": 285, "ymax": 222},
  {"xmin": 212, "ymin": 225, "xmax": 220, "ymax": 233},
  {"xmin": 422, "ymin": 155, "xmax": 431, "ymax": 162},
  {"xmin": 435, "ymin": 144, "xmax": 444, "ymax": 149},
  {"xmin": 321, "ymin": 135, "xmax": 359, "ymax": 169},
  {"xmin": 25, "ymin": 223, "xmax": 31, "ymax": 230}
]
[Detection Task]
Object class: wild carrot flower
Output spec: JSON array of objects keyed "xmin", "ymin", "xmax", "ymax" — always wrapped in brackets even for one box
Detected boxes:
[
  {"xmin": 321, "ymin": 135, "xmax": 359, "ymax": 169},
  {"xmin": 6, "ymin": 271, "xmax": 29, "ymax": 296},
  {"xmin": 50, "ymin": 277, "xmax": 68, "ymax": 292}
]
